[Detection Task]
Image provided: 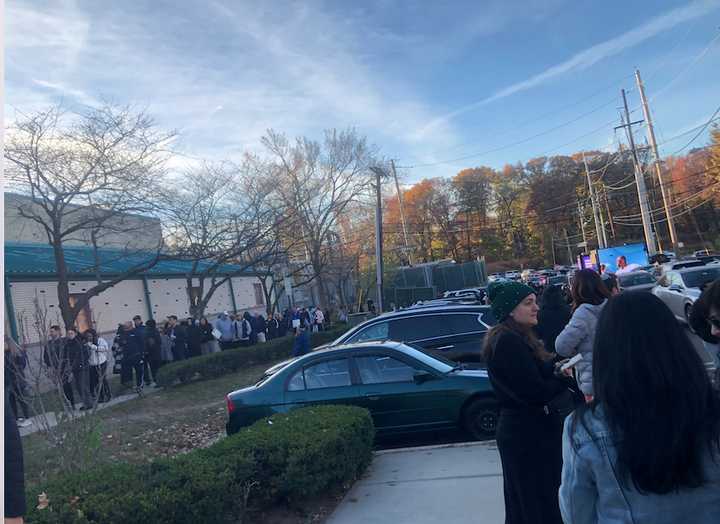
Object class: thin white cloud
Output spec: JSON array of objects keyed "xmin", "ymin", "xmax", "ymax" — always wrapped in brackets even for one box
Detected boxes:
[
  {"xmin": 415, "ymin": 0, "xmax": 720, "ymax": 139},
  {"xmin": 32, "ymin": 79, "xmax": 99, "ymax": 107}
]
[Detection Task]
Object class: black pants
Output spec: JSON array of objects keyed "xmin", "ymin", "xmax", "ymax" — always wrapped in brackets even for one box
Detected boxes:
[
  {"xmin": 8, "ymin": 381, "xmax": 31, "ymax": 420},
  {"xmin": 61, "ymin": 380, "xmax": 75, "ymax": 409},
  {"xmin": 496, "ymin": 409, "xmax": 564, "ymax": 524},
  {"xmin": 73, "ymin": 366, "xmax": 92, "ymax": 409},
  {"xmin": 122, "ymin": 358, "xmax": 144, "ymax": 388},
  {"xmin": 89, "ymin": 363, "xmax": 111, "ymax": 403},
  {"xmin": 148, "ymin": 359, "xmax": 163, "ymax": 383}
]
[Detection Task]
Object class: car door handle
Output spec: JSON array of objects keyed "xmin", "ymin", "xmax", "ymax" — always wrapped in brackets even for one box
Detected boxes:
[
  {"xmin": 436, "ymin": 345, "xmax": 455, "ymax": 350},
  {"xmin": 364, "ymin": 392, "xmax": 381, "ymax": 401}
]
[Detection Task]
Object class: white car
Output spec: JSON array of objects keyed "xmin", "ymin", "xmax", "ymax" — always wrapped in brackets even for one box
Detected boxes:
[{"xmin": 652, "ymin": 266, "xmax": 720, "ymax": 323}]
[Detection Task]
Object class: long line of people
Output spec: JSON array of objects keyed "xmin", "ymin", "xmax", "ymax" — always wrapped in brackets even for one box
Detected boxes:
[{"xmin": 486, "ymin": 272, "xmax": 720, "ymax": 524}]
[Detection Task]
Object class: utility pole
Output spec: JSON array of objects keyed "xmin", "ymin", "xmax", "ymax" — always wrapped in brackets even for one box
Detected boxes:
[
  {"xmin": 617, "ymin": 89, "xmax": 657, "ymax": 256},
  {"xmin": 550, "ymin": 232, "xmax": 557, "ymax": 267},
  {"xmin": 563, "ymin": 228, "xmax": 574, "ymax": 266},
  {"xmin": 582, "ymin": 153, "xmax": 606, "ymax": 249},
  {"xmin": 370, "ymin": 166, "xmax": 385, "ymax": 313},
  {"xmin": 602, "ymin": 184, "xmax": 616, "ymax": 240},
  {"xmin": 577, "ymin": 198, "xmax": 588, "ymax": 247},
  {"xmin": 390, "ymin": 159, "xmax": 413, "ymax": 265},
  {"xmin": 635, "ymin": 69, "xmax": 678, "ymax": 251}
]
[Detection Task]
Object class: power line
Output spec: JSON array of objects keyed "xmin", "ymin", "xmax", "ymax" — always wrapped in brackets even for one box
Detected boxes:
[{"xmin": 669, "ymin": 104, "xmax": 720, "ymax": 155}]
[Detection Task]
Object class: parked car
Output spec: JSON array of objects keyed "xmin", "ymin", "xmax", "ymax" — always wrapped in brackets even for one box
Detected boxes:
[
  {"xmin": 225, "ymin": 341, "xmax": 498, "ymax": 439},
  {"xmin": 321, "ymin": 304, "xmax": 496, "ymax": 365},
  {"xmin": 653, "ymin": 266, "xmax": 720, "ymax": 323},
  {"xmin": 618, "ymin": 270, "xmax": 656, "ymax": 292},
  {"xmin": 443, "ymin": 287, "xmax": 487, "ymax": 302},
  {"xmin": 547, "ymin": 275, "xmax": 568, "ymax": 287}
]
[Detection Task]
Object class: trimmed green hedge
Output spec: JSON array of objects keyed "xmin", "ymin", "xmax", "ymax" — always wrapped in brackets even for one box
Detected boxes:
[
  {"xmin": 25, "ymin": 405, "xmax": 375, "ymax": 524},
  {"xmin": 155, "ymin": 326, "xmax": 348, "ymax": 387}
]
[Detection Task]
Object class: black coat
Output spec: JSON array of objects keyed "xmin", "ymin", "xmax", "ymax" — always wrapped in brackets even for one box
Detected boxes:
[
  {"xmin": 64, "ymin": 337, "xmax": 88, "ymax": 370},
  {"xmin": 144, "ymin": 327, "xmax": 163, "ymax": 361},
  {"xmin": 536, "ymin": 304, "xmax": 571, "ymax": 354},
  {"xmin": 4, "ymin": 389, "xmax": 26, "ymax": 517},
  {"xmin": 487, "ymin": 329, "xmax": 566, "ymax": 524},
  {"xmin": 121, "ymin": 329, "xmax": 144, "ymax": 361},
  {"xmin": 689, "ymin": 293, "xmax": 718, "ymax": 344}
]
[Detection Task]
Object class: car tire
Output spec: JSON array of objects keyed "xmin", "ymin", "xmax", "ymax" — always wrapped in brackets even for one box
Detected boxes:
[{"xmin": 463, "ymin": 398, "xmax": 498, "ymax": 440}]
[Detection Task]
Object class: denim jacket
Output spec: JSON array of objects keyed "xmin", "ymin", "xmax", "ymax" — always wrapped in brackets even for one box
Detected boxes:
[{"xmin": 559, "ymin": 408, "xmax": 720, "ymax": 524}]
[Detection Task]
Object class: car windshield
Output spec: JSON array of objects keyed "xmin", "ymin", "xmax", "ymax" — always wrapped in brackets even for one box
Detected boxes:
[
  {"xmin": 681, "ymin": 268, "xmax": 720, "ymax": 289},
  {"xmin": 399, "ymin": 343, "xmax": 455, "ymax": 373},
  {"xmin": 619, "ymin": 272, "xmax": 655, "ymax": 286}
]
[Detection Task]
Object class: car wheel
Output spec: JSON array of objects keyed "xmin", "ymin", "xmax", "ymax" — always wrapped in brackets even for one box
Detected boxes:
[{"xmin": 463, "ymin": 398, "xmax": 498, "ymax": 440}]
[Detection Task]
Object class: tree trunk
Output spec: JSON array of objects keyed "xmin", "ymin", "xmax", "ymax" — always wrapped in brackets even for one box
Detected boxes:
[{"xmin": 52, "ymin": 236, "xmax": 77, "ymax": 330}]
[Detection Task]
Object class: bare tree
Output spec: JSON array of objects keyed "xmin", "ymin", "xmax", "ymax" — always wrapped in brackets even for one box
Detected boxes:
[
  {"xmin": 261, "ymin": 128, "xmax": 377, "ymax": 308},
  {"xmin": 162, "ymin": 161, "xmax": 287, "ymax": 318},
  {"xmin": 4, "ymin": 104, "xmax": 174, "ymax": 330}
]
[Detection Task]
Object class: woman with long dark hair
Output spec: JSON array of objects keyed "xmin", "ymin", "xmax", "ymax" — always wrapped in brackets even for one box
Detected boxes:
[
  {"xmin": 555, "ymin": 269, "xmax": 611, "ymax": 401},
  {"xmin": 535, "ymin": 285, "xmax": 571, "ymax": 354},
  {"xmin": 484, "ymin": 281, "xmax": 574, "ymax": 524},
  {"xmin": 560, "ymin": 292, "xmax": 720, "ymax": 523}
]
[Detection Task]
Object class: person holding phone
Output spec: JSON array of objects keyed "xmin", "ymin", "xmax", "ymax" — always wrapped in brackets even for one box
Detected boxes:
[
  {"xmin": 560, "ymin": 292, "xmax": 720, "ymax": 523},
  {"xmin": 484, "ymin": 281, "xmax": 575, "ymax": 524}
]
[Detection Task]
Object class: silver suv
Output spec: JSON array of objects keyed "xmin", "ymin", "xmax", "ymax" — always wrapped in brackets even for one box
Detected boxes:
[{"xmin": 653, "ymin": 266, "xmax": 720, "ymax": 323}]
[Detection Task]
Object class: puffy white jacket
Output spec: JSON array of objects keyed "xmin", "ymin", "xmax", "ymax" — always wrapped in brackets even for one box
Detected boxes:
[
  {"xmin": 555, "ymin": 300, "xmax": 606, "ymax": 396},
  {"xmin": 88, "ymin": 337, "xmax": 110, "ymax": 366}
]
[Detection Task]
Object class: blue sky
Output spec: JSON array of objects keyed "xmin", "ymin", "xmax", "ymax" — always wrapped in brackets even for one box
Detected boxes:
[{"xmin": 6, "ymin": 0, "xmax": 720, "ymax": 182}]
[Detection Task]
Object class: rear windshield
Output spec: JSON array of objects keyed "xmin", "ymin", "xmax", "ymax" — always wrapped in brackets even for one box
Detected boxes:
[
  {"xmin": 682, "ymin": 268, "xmax": 720, "ymax": 289},
  {"xmin": 619, "ymin": 273, "xmax": 655, "ymax": 286}
]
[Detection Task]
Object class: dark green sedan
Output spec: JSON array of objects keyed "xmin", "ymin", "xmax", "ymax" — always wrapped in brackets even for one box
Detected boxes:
[{"xmin": 226, "ymin": 341, "xmax": 498, "ymax": 439}]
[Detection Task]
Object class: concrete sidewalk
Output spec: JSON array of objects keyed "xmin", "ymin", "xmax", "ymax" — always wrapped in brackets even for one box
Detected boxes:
[
  {"xmin": 19, "ymin": 385, "xmax": 163, "ymax": 437},
  {"xmin": 327, "ymin": 441, "xmax": 504, "ymax": 524}
]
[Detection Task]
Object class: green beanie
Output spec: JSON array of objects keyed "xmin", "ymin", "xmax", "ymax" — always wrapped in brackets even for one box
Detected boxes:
[{"xmin": 488, "ymin": 281, "xmax": 535, "ymax": 322}]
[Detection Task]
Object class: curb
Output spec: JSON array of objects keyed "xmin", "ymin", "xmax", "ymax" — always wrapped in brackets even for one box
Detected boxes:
[{"xmin": 374, "ymin": 439, "xmax": 497, "ymax": 455}]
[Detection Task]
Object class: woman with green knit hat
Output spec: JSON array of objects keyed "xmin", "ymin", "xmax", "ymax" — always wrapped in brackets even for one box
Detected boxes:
[{"xmin": 483, "ymin": 280, "xmax": 574, "ymax": 524}]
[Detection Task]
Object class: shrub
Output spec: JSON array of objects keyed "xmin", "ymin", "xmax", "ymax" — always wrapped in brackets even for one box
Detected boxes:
[
  {"xmin": 25, "ymin": 405, "xmax": 374, "ymax": 524},
  {"xmin": 155, "ymin": 326, "xmax": 347, "ymax": 387}
]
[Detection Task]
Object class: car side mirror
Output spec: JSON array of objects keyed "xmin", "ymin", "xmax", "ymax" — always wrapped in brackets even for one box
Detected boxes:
[{"xmin": 413, "ymin": 370, "xmax": 435, "ymax": 385}]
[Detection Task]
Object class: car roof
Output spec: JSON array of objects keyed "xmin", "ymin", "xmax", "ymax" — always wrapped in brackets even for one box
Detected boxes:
[{"xmin": 677, "ymin": 265, "xmax": 720, "ymax": 274}]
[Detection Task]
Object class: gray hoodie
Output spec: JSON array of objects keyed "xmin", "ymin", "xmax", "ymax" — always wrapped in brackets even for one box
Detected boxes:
[{"xmin": 555, "ymin": 300, "xmax": 606, "ymax": 396}]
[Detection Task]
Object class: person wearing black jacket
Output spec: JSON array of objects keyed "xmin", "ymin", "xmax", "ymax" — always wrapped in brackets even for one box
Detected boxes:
[
  {"xmin": 66, "ymin": 328, "xmax": 92, "ymax": 410},
  {"xmin": 267, "ymin": 313, "xmax": 280, "ymax": 340},
  {"xmin": 535, "ymin": 285, "xmax": 571, "ymax": 355},
  {"xmin": 186, "ymin": 318, "xmax": 203, "ymax": 358},
  {"xmin": 484, "ymin": 281, "xmax": 574, "ymax": 524},
  {"xmin": 5, "ymin": 336, "xmax": 32, "ymax": 427},
  {"xmin": 144, "ymin": 319, "xmax": 163, "ymax": 386},
  {"xmin": 5, "ymin": 389, "xmax": 26, "ymax": 522},
  {"xmin": 120, "ymin": 321, "xmax": 145, "ymax": 393},
  {"xmin": 44, "ymin": 325, "xmax": 75, "ymax": 409}
]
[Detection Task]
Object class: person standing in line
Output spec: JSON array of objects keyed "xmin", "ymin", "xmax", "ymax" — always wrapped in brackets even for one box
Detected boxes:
[
  {"xmin": 535, "ymin": 285, "xmax": 571, "ymax": 355},
  {"xmin": 132, "ymin": 315, "xmax": 150, "ymax": 381},
  {"xmin": 198, "ymin": 317, "xmax": 219, "ymax": 354},
  {"xmin": 143, "ymin": 319, "xmax": 163, "ymax": 386},
  {"xmin": 314, "ymin": 307, "xmax": 325, "ymax": 332},
  {"xmin": 5, "ymin": 336, "xmax": 32, "ymax": 427},
  {"xmin": 66, "ymin": 328, "xmax": 92, "ymax": 410},
  {"xmin": 5, "ymin": 389, "xmax": 27, "ymax": 524},
  {"xmin": 556, "ymin": 269, "xmax": 611, "ymax": 402},
  {"xmin": 292, "ymin": 312, "xmax": 311, "ymax": 357},
  {"xmin": 483, "ymin": 281, "xmax": 573, "ymax": 524},
  {"xmin": 560, "ymin": 292, "xmax": 720, "ymax": 524},
  {"xmin": 84, "ymin": 329, "xmax": 111, "ymax": 403},
  {"xmin": 186, "ymin": 317, "xmax": 203, "ymax": 358},
  {"xmin": 214, "ymin": 312, "xmax": 235, "ymax": 350},
  {"xmin": 267, "ymin": 313, "xmax": 279, "ymax": 340},
  {"xmin": 44, "ymin": 325, "xmax": 75, "ymax": 409},
  {"xmin": 165, "ymin": 315, "xmax": 187, "ymax": 360},
  {"xmin": 239, "ymin": 312, "xmax": 253, "ymax": 347},
  {"xmin": 255, "ymin": 313, "xmax": 267, "ymax": 343},
  {"xmin": 120, "ymin": 321, "xmax": 145, "ymax": 394}
]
